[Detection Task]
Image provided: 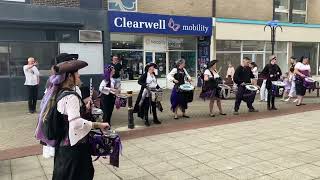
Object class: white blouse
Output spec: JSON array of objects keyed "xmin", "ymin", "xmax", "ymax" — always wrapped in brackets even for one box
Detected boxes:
[
  {"xmin": 57, "ymin": 94, "xmax": 93, "ymax": 146},
  {"xmin": 146, "ymin": 73, "xmax": 158, "ymax": 89},
  {"xmin": 295, "ymin": 62, "xmax": 311, "ymax": 71},
  {"xmin": 99, "ymin": 78, "xmax": 121, "ymax": 95},
  {"xmin": 204, "ymin": 69, "xmax": 220, "ymax": 79},
  {"xmin": 167, "ymin": 68, "xmax": 191, "ymax": 82}
]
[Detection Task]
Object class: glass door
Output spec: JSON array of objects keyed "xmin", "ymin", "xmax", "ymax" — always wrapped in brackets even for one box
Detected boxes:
[{"xmin": 155, "ymin": 52, "xmax": 167, "ymax": 78}]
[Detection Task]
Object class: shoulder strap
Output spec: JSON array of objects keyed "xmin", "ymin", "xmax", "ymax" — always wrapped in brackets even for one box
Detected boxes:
[{"xmin": 56, "ymin": 89, "xmax": 84, "ymax": 105}]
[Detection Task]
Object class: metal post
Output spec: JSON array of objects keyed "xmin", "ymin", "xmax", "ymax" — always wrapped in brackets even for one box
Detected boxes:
[
  {"xmin": 264, "ymin": 21, "xmax": 283, "ymax": 56},
  {"xmin": 127, "ymin": 91, "xmax": 135, "ymax": 129}
]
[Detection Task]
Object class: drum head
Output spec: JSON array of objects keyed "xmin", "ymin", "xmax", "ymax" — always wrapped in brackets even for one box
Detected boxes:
[
  {"xmin": 245, "ymin": 85, "xmax": 258, "ymax": 91},
  {"xmin": 305, "ymin": 77, "xmax": 315, "ymax": 82},
  {"xmin": 272, "ymin": 81, "xmax": 286, "ymax": 86},
  {"xmin": 179, "ymin": 84, "xmax": 194, "ymax": 91},
  {"xmin": 218, "ymin": 84, "xmax": 231, "ymax": 89}
]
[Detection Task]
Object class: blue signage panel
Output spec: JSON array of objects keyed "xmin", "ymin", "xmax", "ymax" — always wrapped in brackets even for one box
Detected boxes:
[{"xmin": 109, "ymin": 11, "xmax": 212, "ymax": 36}]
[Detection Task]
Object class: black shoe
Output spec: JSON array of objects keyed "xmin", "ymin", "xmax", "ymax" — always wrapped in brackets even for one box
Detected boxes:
[
  {"xmin": 145, "ymin": 120, "xmax": 150, "ymax": 127},
  {"xmin": 219, "ymin": 113, "xmax": 227, "ymax": 116},
  {"xmin": 182, "ymin": 115, "xmax": 190, "ymax": 118},
  {"xmin": 249, "ymin": 109, "xmax": 259, "ymax": 113},
  {"xmin": 267, "ymin": 107, "xmax": 272, "ymax": 111},
  {"xmin": 271, "ymin": 107, "xmax": 278, "ymax": 110},
  {"xmin": 153, "ymin": 120, "xmax": 162, "ymax": 124}
]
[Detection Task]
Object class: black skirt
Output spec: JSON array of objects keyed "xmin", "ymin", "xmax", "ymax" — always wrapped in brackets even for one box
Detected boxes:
[
  {"xmin": 295, "ymin": 79, "xmax": 307, "ymax": 96},
  {"xmin": 52, "ymin": 143, "xmax": 94, "ymax": 180}
]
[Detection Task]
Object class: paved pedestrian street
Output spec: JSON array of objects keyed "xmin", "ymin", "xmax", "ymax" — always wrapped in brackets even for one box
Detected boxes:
[{"xmin": 2, "ymin": 109, "xmax": 320, "ymax": 180}]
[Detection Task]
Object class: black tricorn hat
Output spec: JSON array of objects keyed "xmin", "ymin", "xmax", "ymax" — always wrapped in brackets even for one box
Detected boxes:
[
  {"xmin": 145, "ymin": 63, "xmax": 158, "ymax": 72},
  {"xmin": 207, "ymin": 60, "xmax": 218, "ymax": 68},
  {"xmin": 53, "ymin": 53, "xmax": 87, "ymax": 74}
]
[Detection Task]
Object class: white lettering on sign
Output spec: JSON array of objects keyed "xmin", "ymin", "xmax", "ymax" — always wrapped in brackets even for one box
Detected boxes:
[
  {"xmin": 113, "ymin": 16, "xmax": 210, "ymax": 34},
  {"xmin": 114, "ymin": 17, "xmax": 166, "ymax": 30}
]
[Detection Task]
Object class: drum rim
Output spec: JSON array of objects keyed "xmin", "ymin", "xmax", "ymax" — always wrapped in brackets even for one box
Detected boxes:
[
  {"xmin": 272, "ymin": 81, "xmax": 286, "ymax": 86},
  {"xmin": 245, "ymin": 85, "xmax": 258, "ymax": 91}
]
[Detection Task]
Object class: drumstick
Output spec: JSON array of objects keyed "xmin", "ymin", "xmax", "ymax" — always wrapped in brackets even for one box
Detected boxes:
[{"xmin": 90, "ymin": 78, "xmax": 93, "ymax": 101}]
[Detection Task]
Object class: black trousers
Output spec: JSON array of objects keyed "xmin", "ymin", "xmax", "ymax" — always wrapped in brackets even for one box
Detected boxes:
[
  {"xmin": 143, "ymin": 97, "xmax": 158, "ymax": 122},
  {"xmin": 26, "ymin": 85, "xmax": 38, "ymax": 112},
  {"xmin": 267, "ymin": 89, "xmax": 275, "ymax": 108},
  {"xmin": 234, "ymin": 85, "xmax": 255, "ymax": 112},
  {"xmin": 101, "ymin": 94, "xmax": 116, "ymax": 125}
]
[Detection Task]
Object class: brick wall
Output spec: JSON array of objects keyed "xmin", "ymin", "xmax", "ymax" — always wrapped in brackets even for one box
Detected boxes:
[
  {"xmin": 138, "ymin": 0, "xmax": 212, "ymax": 17},
  {"xmin": 216, "ymin": 0, "xmax": 273, "ymax": 21},
  {"xmin": 32, "ymin": 0, "xmax": 80, "ymax": 8}
]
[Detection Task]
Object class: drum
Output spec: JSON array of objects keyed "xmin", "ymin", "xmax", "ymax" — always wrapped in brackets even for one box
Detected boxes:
[
  {"xmin": 304, "ymin": 77, "xmax": 316, "ymax": 89},
  {"xmin": 150, "ymin": 88, "xmax": 163, "ymax": 102},
  {"xmin": 271, "ymin": 81, "xmax": 285, "ymax": 97},
  {"xmin": 178, "ymin": 83, "xmax": 194, "ymax": 103},
  {"xmin": 218, "ymin": 84, "xmax": 231, "ymax": 99},
  {"xmin": 115, "ymin": 95, "xmax": 127, "ymax": 109},
  {"xmin": 243, "ymin": 84, "xmax": 258, "ymax": 102}
]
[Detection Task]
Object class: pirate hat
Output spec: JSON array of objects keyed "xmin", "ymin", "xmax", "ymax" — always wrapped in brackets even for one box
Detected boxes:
[
  {"xmin": 145, "ymin": 63, "xmax": 158, "ymax": 72},
  {"xmin": 53, "ymin": 53, "xmax": 87, "ymax": 74}
]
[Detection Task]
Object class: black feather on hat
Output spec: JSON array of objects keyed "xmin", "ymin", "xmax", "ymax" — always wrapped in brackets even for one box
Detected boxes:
[
  {"xmin": 145, "ymin": 63, "xmax": 158, "ymax": 72},
  {"xmin": 53, "ymin": 53, "xmax": 87, "ymax": 74}
]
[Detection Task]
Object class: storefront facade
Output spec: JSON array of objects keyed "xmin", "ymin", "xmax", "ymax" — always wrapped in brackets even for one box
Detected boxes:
[
  {"xmin": 108, "ymin": 11, "xmax": 212, "ymax": 91},
  {"xmin": 213, "ymin": 18, "xmax": 320, "ymax": 78}
]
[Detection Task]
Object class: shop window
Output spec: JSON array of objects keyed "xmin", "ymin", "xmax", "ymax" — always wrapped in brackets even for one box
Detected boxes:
[
  {"xmin": 9, "ymin": 42, "xmax": 58, "ymax": 77},
  {"xmin": 112, "ymin": 50, "xmax": 143, "ymax": 80},
  {"xmin": 111, "ymin": 34, "xmax": 143, "ymax": 50},
  {"xmin": 274, "ymin": 0, "xmax": 306, "ymax": 23},
  {"xmin": 169, "ymin": 51, "xmax": 196, "ymax": 77},
  {"xmin": 266, "ymin": 42, "xmax": 287, "ymax": 52},
  {"xmin": 243, "ymin": 41, "xmax": 265, "ymax": 52},
  {"xmin": 216, "ymin": 53, "xmax": 241, "ymax": 78},
  {"xmin": 216, "ymin": 40, "xmax": 241, "ymax": 52},
  {"xmin": 0, "ymin": 43, "xmax": 9, "ymax": 77},
  {"xmin": 108, "ymin": 0, "xmax": 137, "ymax": 12},
  {"xmin": 168, "ymin": 36, "xmax": 197, "ymax": 51}
]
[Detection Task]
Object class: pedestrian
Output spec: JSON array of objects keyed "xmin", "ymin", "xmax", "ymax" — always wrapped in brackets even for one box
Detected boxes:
[
  {"xmin": 200, "ymin": 60, "xmax": 226, "ymax": 117},
  {"xmin": 233, "ymin": 57, "xmax": 259, "ymax": 115},
  {"xmin": 111, "ymin": 55, "xmax": 122, "ymax": 83},
  {"xmin": 294, "ymin": 56, "xmax": 311, "ymax": 106},
  {"xmin": 133, "ymin": 63, "xmax": 162, "ymax": 126},
  {"xmin": 261, "ymin": 55, "xmax": 282, "ymax": 110},
  {"xmin": 281, "ymin": 72, "xmax": 291, "ymax": 101},
  {"xmin": 167, "ymin": 59, "xmax": 192, "ymax": 119},
  {"xmin": 226, "ymin": 62, "xmax": 235, "ymax": 79},
  {"xmin": 99, "ymin": 65, "xmax": 121, "ymax": 126},
  {"xmin": 249, "ymin": 62, "xmax": 258, "ymax": 85},
  {"xmin": 23, "ymin": 57, "xmax": 40, "ymax": 114}
]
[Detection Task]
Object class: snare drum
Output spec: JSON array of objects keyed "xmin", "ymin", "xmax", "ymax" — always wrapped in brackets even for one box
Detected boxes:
[
  {"xmin": 218, "ymin": 84, "xmax": 231, "ymax": 99},
  {"xmin": 304, "ymin": 77, "xmax": 316, "ymax": 89},
  {"xmin": 243, "ymin": 84, "xmax": 258, "ymax": 102},
  {"xmin": 178, "ymin": 83, "xmax": 194, "ymax": 103},
  {"xmin": 271, "ymin": 81, "xmax": 285, "ymax": 97},
  {"xmin": 115, "ymin": 95, "xmax": 127, "ymax": 109},
  {"xmin": 150, "ymin": 88, "xmax": 163, "ymax": 102}
]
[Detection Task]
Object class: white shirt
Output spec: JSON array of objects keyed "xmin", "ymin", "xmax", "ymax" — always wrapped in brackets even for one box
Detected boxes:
[
  {"xmin": 167, "ymin": 68, "xmax": 191, "ymax": 82},
  {"xmin": 146, "ymin": 73, "xmax": 158, "ymax": 88},
  {"xmin": 99, "ymin": 78, "xmax": 121, "ymax": 95},
  {"xmin": 226, "ymin": 67, "xmax": 235, "ymax": 78},
  {"xmin": 57, "ymin": 93, "xmax": 92, "ymax": 146},
  {"xmin": 295, "ymin": 62, "xmax": 311, "ymax": 71},
  {"xmin": 252, "ymin": 67, "xmax": 258, "ymax": 79},
  {"xmin": 204, "ymin": 69, "xmax": 220, "ymax": 79},
  {"xmin": 23, "ymin": 65, "xmax": 40, "ymax": 86}
]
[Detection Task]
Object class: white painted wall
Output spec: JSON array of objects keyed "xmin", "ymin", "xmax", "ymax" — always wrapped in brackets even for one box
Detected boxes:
[{"xmin": 59, "ymin": 43, "xmax": 104, "ymax": 75}]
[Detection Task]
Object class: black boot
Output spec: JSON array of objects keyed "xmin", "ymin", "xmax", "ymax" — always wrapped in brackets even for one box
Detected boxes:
[{"xmin": 145, "ymin": 120, "xmax": 150, "ymax": 126}]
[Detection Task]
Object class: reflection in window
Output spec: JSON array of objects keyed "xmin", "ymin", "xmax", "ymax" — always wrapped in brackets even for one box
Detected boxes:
[
  {"xmin": 112, "ymin": 50, "xmax": 143, "ymax": 80},
  {"xmin": 108, "ymin": 0, "xmax": 137, "ymax": 12},
  {"xmin": 169, "ymin": 51, "xmax": 196, "ymax": 77},
  {"xmin": 216, "ymin": 40, "xmax": 241, "ymax": 52},
  {"xmin": 243, "ymin": 41, "xmax": 265, "ymax": 51},
  {"xmin": 0, "ymin": 43, "xmax": 9, "ymax": 76},
  {"xmin": 9, "ymin": 42, "xmax": 58, "ymax": 77},
  {"xmin": 167, "ymin": 36, "xmax": 197, "ymax": 50},
  {"xmin": 292, "ymin": 0, "xmax": 306, "ymax": 11},
  {"xmin": 111, "ymin": 34, "xmax": 143, "ymax": 49}
]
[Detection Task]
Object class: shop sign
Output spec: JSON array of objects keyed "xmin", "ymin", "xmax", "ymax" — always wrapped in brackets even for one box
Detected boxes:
[{"xmin": 109, "ymin": 11, "xmax": 212, "ymax": 36}]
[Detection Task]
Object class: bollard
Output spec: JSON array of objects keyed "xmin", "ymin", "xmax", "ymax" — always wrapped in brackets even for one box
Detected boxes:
[{"xmin": 127, "ymin": 91, "xmax": 135, "ymax": 129}]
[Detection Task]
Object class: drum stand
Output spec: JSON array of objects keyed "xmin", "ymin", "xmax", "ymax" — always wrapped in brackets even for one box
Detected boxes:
[{"xmin": 127, "ymin": 91, "xmax": 135, "ymax": 129}]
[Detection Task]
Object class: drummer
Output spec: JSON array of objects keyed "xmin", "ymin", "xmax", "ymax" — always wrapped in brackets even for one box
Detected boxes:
[
  {"xmin": 233, "ymin": 57, "xmax": 259, "ymax": 115},
  {"xmin": 294, "ymin": 56, "xmax": 311, "ymax": 106},
  {"xmin": 99, "ymin": 64, "xmax": 121, "ymax": 126},
  {"xmin": 261, "ymin": 55, "xmax": 282, "ymax": 110},
  {"xmin": 167, "ymin": 59, "xmax": 192, "ymax": 119},
  {"xmin": 200, "ymin": 60, "xmax": 226, "ymax": 117},
  {"xmin": 133, "ymin": 63, "xmax": 162, "ymax": 126}
]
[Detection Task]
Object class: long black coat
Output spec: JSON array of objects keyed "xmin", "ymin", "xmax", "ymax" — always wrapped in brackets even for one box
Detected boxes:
[
  {"xmin": 133, "ymin": 73, "xmax": 161, "ymax": 119},
  {"xmin": 261, "ymin": 64, "xmax": 282, "ymax": 90}
]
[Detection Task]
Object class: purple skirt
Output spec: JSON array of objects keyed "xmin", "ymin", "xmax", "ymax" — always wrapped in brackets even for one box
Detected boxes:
[{"xmin": 170, "ymin": 87, "xmax": 188, "ymax": 112}]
